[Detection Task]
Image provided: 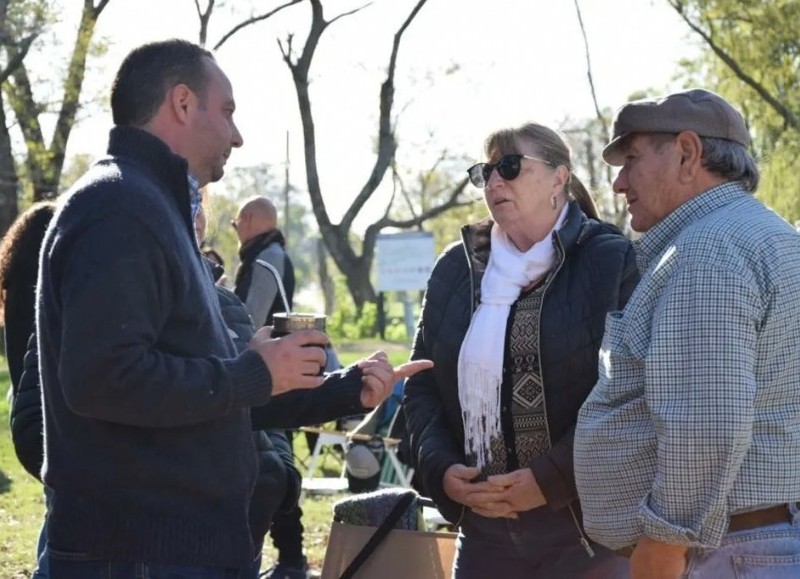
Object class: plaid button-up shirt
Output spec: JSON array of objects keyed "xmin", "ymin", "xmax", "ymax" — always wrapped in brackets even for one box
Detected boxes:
[
  {"xmin": 188, "ymin": 174, "xmax": 202, "ymax": 219},
  {"xmin": 574, "ymin": 182, "xmax": 800, "ymax": 549}
]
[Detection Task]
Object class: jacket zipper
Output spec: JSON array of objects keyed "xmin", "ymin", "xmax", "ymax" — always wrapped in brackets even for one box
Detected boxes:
[
  {"xmin": 461, "ymin": 225, "xmax": 477, "ymax": 315},
  {"xmin": 462, "ymin": 224, "xmax": 592, "ymax": 554},
  {"xmin": 448, "ymin": 226, "xmax": 476, "ymax": 530},
  {"xmin": 538, "ymin": 230, "xmax": 595, "ymax": 558}
]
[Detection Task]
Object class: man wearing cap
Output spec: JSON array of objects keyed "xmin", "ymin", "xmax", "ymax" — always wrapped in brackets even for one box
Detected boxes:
[{"xmin": 574, "ymin": 88, "xmax": 800, "ymax": 578}]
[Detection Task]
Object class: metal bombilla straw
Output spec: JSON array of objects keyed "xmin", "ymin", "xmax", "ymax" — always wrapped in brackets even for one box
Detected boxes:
[
  {"xmin": 255, "ymin": 259, "xmax": 292, "ymax": 315},
  {"xmin": 255, "ymin": 259, "xmax": 327, "ymax": 375}
]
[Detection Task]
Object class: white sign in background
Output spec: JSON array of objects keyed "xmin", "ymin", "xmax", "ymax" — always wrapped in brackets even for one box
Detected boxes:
[{"xmin": 375, "ymin": 232, "xmax": 435, "ymax": 292}]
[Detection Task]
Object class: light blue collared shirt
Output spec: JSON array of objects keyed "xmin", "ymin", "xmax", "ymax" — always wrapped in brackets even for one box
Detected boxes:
[{"xmin": 188, "ymin": 174, "xmax": 202, "ymax": 221}]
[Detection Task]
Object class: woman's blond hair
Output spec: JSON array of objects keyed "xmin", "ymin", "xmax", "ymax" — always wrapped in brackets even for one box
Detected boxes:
[{"xmin": 484, "ymin": 122, "xmax": 600, "ymax": 220}]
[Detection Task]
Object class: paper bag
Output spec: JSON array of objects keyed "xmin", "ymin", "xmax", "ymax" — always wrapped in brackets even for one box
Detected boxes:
[{"xmin": 321, "ymin": 521, "xmax": 457, "ymax": 579}]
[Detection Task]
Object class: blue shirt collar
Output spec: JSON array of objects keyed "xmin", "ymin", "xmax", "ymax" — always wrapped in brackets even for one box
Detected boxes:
[
  {"xmin": 633, "ymin": 181, "xmax": 750, "ymax": 274},
  {"xmin": 187, "ymin": 174, "xmax": 202, "ymax": 221}
]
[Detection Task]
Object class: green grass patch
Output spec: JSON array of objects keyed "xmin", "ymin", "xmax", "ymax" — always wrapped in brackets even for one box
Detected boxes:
[
  {"xmin": 336, "ymin": 339, "xmax": 411, "ymax": 368},
  {"xmin": 0, "ymin": 367, "xmax": 45, "ymax": 579}
]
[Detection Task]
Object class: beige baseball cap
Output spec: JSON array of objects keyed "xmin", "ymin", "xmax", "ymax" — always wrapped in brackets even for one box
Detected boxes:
[{"xmin": 603, "ymin": 88, "xmax": 750, "ymax": 166}]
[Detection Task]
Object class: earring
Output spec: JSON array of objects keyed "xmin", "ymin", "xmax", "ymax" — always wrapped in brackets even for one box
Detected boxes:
[{"xmin": 550, "ymin": 194, "xmax": 558, "ymax": 211}]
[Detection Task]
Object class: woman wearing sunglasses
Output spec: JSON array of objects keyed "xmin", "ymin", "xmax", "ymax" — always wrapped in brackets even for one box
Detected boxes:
[{"xmin": 404, "ymin": 122, "xmax": 638, "ymax": 578}]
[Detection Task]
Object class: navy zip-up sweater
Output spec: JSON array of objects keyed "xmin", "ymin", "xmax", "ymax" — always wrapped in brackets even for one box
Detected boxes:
[{"xmin": 37, "ymin": 126, "xmax": 272, "ymax": 568}]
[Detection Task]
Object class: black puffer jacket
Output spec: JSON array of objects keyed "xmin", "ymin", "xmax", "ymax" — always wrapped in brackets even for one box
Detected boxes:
[
  {"xmin": 11, "ymin": 332, "xmax": 43, "ymax": 480},
  {"xmin": 2, "ymin": 203, "xmax": 55, "ymax": 392},
  {"xmin": 404, "ymin": 202, "xmax": 639, "ymax": 525}
]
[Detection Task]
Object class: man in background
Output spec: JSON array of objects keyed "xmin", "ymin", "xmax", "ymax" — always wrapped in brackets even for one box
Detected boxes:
[
  {"xmin": 233, "ymin": 195, "xmax": 322, "ymax": 579},
  {"xmin": 233, "ymin": 196, "xmax": 294, "ymax": 327}
]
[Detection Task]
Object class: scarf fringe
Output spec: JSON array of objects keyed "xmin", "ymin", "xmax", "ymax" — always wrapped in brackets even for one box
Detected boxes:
[
  {"xmin": 459, "ymin": 363, "xmax": 502, "ymax": 470},
  {"xmin": 457, "ymin": 210, "xmax": 567, "ymax": 472}
]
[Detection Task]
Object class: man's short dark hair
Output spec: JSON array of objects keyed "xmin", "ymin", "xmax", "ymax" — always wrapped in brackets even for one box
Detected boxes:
[{"xmin": 111, "ymin": 39, "xmax": 214, "ymax": 127}]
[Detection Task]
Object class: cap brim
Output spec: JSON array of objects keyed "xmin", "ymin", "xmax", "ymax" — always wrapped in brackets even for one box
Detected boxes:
[{"xmin": 602, "ymin": 134, "xmax": 629, "ymax": 166}]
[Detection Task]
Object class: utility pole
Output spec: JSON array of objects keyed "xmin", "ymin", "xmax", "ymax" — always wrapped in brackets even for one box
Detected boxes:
[{"xmin": 283, "ymin": 130, "xmax": 291, "ymax": 241}]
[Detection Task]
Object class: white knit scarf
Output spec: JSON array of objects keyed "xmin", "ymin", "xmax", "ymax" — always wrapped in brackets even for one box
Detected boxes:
[{"xmin": 457, "ymin": 205, "xmax": 568, "ymax": 469}]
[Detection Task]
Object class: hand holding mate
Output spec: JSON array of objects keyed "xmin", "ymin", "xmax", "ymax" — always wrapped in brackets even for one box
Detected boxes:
[{"xmin": 248, "ymin": 327, "xmax": 328, "ymax": 395}]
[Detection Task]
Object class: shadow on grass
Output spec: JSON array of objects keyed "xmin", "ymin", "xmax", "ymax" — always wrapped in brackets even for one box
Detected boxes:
[{"xmin": 0, "ymin": 468, "xmax": 11, "ymax": 494}]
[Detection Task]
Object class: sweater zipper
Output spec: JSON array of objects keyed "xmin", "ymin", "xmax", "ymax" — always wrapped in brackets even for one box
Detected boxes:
[
  {"xmin": 461, "ymin": 226, "xmax": 477, "ymax": 315},
  {"xmin": 538, "ymin": 231, "xmax": 595, "ymax": 559}
]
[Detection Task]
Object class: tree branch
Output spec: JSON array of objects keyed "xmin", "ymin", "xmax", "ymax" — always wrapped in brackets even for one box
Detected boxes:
[
  {"xmin": 51, "ymin": 0, "xmax": 110, "ymax": 170},
  {"xmin": 392, "ymin": 162, "xmax": 419, "ymax": 221},
  {"xmin": 193, "ymin": 0, "xmax": 215, "ymax": 47},
  {"xmin": 379, "ymin": 167, "xmax": 399, "ymax": 222},
  {"xmin": 573, "ymin": 0, "xmax": 613, "ymax": 186},
  {"xmin": 0, "ymin": 32, "xmax": 37, "ymax": 84},
  {"xmin": 213, "ymin": 0, "xmax": 304, "ymax": 51},
  {"xmin": 328, "ymin": 2, "xmax": 372, "ymax": 25},
  {"xmin": 277, "ymin": 0, "xmax": 435, "ymax": 306},
  {"xmin": 93, "ymin": 0, "xmax": 111, "ymax": 17},
  {"xmin": 285, "ymin": 0, "xmax": 330, "ymax": 234},
  {"xmin": 6, "ymin": 66, "xmax": 45, "ymax": 161},
  {"xmin": 379, "ymin": 176, "xmax": 472, "ymax": 229},
  {"xmin": 5, "ymin": 0, "xmax": 108, "ymax": 198},
  {"xmin": 340, "ymin": 0, "xmax": 429, "ymax": 232},
  {"xmin": 668, "ymin": 0, "xmax": 798, "ymax": 130}
]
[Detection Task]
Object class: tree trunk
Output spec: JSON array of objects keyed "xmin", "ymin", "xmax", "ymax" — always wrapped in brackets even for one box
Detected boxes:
[
  {"xmin": 316, "ymin": 236, "xmax": 335, "ymax": 316},
  {"xmin": 0, "ymin": 93, "xmax": 18, "ymax": 233},
  {"xmin": 6, "ymin": 0, "xmax": 110, "ymax": 202},
  {"xmin": 210, "ymin": 0, "xmax": 473, "ymax": 309},
  {"xmin": 339, "ymin": 256, "xmax": 376, "ymax": 314}
]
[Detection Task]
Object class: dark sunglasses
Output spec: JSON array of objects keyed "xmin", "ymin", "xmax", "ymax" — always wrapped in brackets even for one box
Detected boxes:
[
  {"xmin": 230, "ymin": 218, "xmax": 238, "ymax": 230},
  {"xmin": 467, "ymin": 154, "xmax": 552, "ymax": 188}
]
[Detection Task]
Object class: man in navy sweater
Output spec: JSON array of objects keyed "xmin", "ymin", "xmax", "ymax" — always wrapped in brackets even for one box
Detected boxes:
[{"xmin": 35, "ymin": 39, "xmax": 419, "ymax": 578}]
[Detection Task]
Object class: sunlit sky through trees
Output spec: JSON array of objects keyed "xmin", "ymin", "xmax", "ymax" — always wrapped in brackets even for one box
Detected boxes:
[{"xmin": 51, "ymin": 0, "xmax": 697, "ymax": 228}]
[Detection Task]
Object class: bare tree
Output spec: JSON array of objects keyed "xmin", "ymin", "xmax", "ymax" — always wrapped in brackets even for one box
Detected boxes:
[
  {"xmin": 212, "ymin": 0, "xmax": 303, "ymax": 51},
  {"xmin": 193, "ymin": 0, "xmax": 305, "ymax": 50},
  {"xmin": 573, "ymin": 0, "xmax": 611, "ymax": 183},
  {"xmin": 196, "ymin": 0, "xmax": 474, "ymax": 310},
  {"xmin": 571, "ymin": 0, "xmax": 627, "ymax": 228},
  {"xmin": 193, "ymin": 0, "xmax": 215, "ymax": 47},
  {"xmin": 277, "ymin": 0, "xmax": 474, "ymax": 310},
  {"xmin": 316, "ymin": 236, "xmax": 334, "ymax": 315}
]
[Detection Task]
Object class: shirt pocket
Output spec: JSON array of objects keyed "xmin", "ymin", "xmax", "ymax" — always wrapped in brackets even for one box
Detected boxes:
[{"xmin": 596, "ymin": 309, "xmax": 647, "ymax": 403}]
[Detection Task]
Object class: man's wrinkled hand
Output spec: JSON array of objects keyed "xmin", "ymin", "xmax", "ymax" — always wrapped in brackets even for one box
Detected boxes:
[{"xmin": 630, "ymin": 536, "xmax": 688, "ymax": 579}]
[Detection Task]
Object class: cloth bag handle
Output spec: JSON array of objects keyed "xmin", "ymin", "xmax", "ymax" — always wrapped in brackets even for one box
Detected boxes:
[{"xmin": 339, "ymin": 491, "xmax": 416, "ymax": 579}]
